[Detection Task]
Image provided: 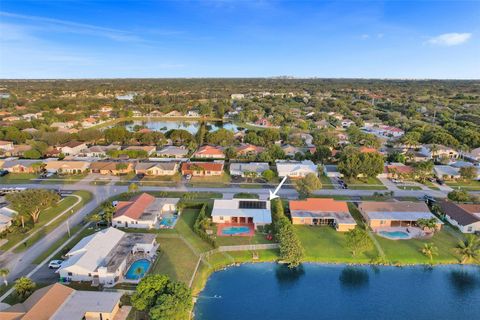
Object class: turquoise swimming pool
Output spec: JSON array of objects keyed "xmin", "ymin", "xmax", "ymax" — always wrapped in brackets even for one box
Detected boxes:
[
  {"xmin": 378, "ymin": 230, "xmax": 410, "ymax": 239},
  {"xmin": 125, "ymin": 259, "xmax": 151, "ymax": 280},
  {"xmin": 159, "ymin": 215, "xmax": 178, "ymax": 228},
  {"xmin": 221, "ymin": 226, "xmax": 251, "ymax": 235}
]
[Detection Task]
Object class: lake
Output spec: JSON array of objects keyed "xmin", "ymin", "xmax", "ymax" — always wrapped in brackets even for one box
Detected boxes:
[
  {"xmin": 194, "ymin": 263, "xmax": 480, "ymax": 320},
  {"xmin": 122, "ymin": 120, "xmax": 242, "ymax": 134}
]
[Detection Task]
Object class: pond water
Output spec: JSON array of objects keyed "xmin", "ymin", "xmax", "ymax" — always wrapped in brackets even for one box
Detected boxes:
[
  {"xmin": 122, "ymin": 120, "xmax": 242, "ymax": 134},
  {"xmin": 194, "ymin": 263, "xmax": 480, "ymax": 320}
]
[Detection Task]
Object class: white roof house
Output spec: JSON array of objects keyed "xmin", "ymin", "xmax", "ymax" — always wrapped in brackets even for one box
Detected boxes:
[
  {"xmin": 57, "ymin": 227, "xmax": 156, "ymax": 286},
  {"xmin": 276, "ymin": 160, "xmax": 317, "ymax": 178},
  {"xmin": 229, "ymin": 162, "xmax": 270, "ymax": 177},
  {"xmin": 211, "ymin": 199, "xmax": 272, "ymax": 228},
  {"xmin": 0, "ymin": 207, "xmax": 16, "ymax": 232},
  {"xmin": 434, "ymin": 165, "xmax": 461, "ymax": 180}
]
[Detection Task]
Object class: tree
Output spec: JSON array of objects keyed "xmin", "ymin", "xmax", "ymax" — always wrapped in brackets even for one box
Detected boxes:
[
  {"xmin": 262, "ymin": 169, "xmax": 276, "ymax": 182},
  {"xmin": 205, "ymin": 128, "xmax": 234, "ymax": 146},
  {"xmin": 413, "ymin": 161, "xmax": 434, "ymax": 183},
  {"xmin": 131, "ymin": 274, "xmax": 192, "ymax": 320},
  {"xmin": 23, "ymin": 149, "xmax": 42, "ymax": 159},
  {"xmin": 6, "ymin": 189, "xmax": 60, "ymax": 226},
  {"xmin": 14, "ymin": 277, "xmax": 36, "ymax": 300},
  {"xmin": 104, "ymin": 126, "xmax": 130, "ymax": 144},
  {"xmin": 420, "ymin": 243, "xmax": 438, "ymax": 263},
  {"xmin": 313, "ymin": 146, "xmax": 332, "ymax": 164},
  {"xmin": 128, "ymin": 183, "xmax": 139, "ymax": 193},
  {"xmin": 448, "ymin": 190, "xmax": 471, "ymax": 202},
  {"xmin": 0, "ymin": 268, "xmax": 9, "ymax": 286},
  {"xmin": 224, "ymin": 146, "xmax": 237, "ymax": 159},
  {"xmin": 455, "ymin": 235, "xmax": 480, "ymax": 264},
  {"xmin": 459, "ymin": 166, "xmax": 476, "ymax": 181},
  {"xmin": 102, "ymin": 202, "xmax": 115, "ymax": 225},
  {"xmin": 416, "ymin": 218, "xmax": 438, "ymax": 234},
  {"xmin": 88, "ymin": 213, "xmax": 102, "ymax": 227},
  {"xmin": 345, "ymin": 228, "xmax": 373, "ymax": 257},
  {"xmin": 295, "ymin": 173, "xmax": 322, "ymax": 197}
]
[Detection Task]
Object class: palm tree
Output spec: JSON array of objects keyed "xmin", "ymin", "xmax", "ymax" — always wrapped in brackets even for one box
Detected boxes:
[
  {"xmin": 455, "ymin": 235, "xmax": 480, "ymax": 264},
  {"xmin": 420, "ymin": 243, "xmax": 438, "ymax": 263},
  {"xmin": 0, "ymin": 268, "xmax": 9, "ymax": 286},
  {"xmin": 430, "ymin": 144, "xmax": 439, "ymax": 161}
]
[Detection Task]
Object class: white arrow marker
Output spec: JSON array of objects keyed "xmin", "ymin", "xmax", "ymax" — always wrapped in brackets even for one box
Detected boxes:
[{"xmin": 269, "ymin": 176, "xmax": 288, "ymax": 200}]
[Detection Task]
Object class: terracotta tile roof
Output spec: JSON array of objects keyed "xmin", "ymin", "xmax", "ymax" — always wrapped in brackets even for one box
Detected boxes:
[
  {"xmin": 114, "ymin": 193, "xmax": 155, "ymax": 220},
  {"xmin": 181, "ymin": 162, "xmax": 224, "ymax": 172},
  {"xmin": 386, "ymin": 165, "xmax": 414, "ymax": 174},
  {"xmin": 289, "ymin": 198, "xmax": 349, "ymax": 213},
  {"xmin": 359, "ymin": 146, "xmax": 378, "ymax": 153},
  {"xmin": 194, "ymin": 145, "xmax": 224, "ymax": 156},
  {"xmin": 59, "ymin": 141, "xmax": 85, "ymax": 148}
]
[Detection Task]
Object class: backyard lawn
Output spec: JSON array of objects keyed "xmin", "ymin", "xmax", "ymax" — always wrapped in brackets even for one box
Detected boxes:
[
  {"xmin": 375, "ymin": 228, "xmax": 461, "ymax": 264},
  {"xmin": 150, "ymin": 236, "xmax": 199, "ymax": 284},
  {"xmin": 319, "ymin": 174, "xmax": 335, "ymax": 189},
  {"xmin": 295, "ymin": 226, "xmax": 379, "ymax": 263}
]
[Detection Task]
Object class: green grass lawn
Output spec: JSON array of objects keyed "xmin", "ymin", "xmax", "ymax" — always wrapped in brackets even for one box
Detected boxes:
[
  {"xmin": 214, "ymin": 231, "xmax": 273, "ymax": 246},
  {"xmin": 446, "ymin": 180, "xmax": 480, "ymax": 191},
  {"xmin": 89, "ymin": 178, "xmax": 111, "ymax": 186},
  {"xmin": 346, "ymin": 177, "xmax": 388, "ymax": 190},
  {"xmin": 233, "ymin": 192, "xmax": 259, "ymax": 199},
  {"xmin": 295, "ymin": 225, "xmax": 379, "ymax": 263},
  {"xmin": 319, "ymin": 174, "xmax": 335, "ymax": 189},
  {"xmin": 40, "ymin": 173, "xmax": 88, "ymax": 184},
  {"xmin": 175, "ymin": 209, "xmax": 213, "ymax": 253},
  {"xmin": 0, "ymin": 190, "xmax": 93, "ymax": 252},
  {"xmin": 0, "ymin": 173, "xmax": 38, "ymax": 184},
  {"xmin": 138, "ymin": 174, "xmax": 181, "ymax": 186},
  {"xmin": 397, "ymin": 186, "xmax": 422, "ymax": 190},
  {"xmin": 150, "ymin": 237, "xmax": 199, "ymax": 284},
  {"xmin": 423, "ymin": 180, "xmax": 441, "ymax": 190},
  {"xmin": 374, "ymin": 229, "xmax": 461, "ymax": 264}
]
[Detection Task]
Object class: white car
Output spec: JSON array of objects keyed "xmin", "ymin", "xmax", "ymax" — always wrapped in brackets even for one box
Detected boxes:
[{"xmin": 48, "ymin": 260, "xmax": 63, "ymax": 269}]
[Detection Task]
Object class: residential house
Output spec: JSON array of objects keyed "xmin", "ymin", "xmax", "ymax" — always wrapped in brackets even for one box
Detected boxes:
[
  {"xmin": 439, "ymin": 200, "xmax": 480, "ymax": 233},
  {"xmin": 211, "ymin": 199, "xmax": 271, "ymax": 229},
  {"xmin": 341, "ymin": 119, "xmax": 355, "ymax": 128},
  {"xmin": 44, "ymin": 161, "xmax": 90, "ymax": 174},
  {"xmin": 164, "ymin": 110, "xmax": 183, "ymax": 117},
  {"xmin": 236, "ymin": 144, "xmax": 264, "ymax": 157},
  {"xmin": 124, "ymin": 145, "xmax": 157, "ymax": 156},
  {"xmin": 89, "ymin": 161, "xmax": 133, "ymax": 175},
  {"xmin": 384, "ymin": 163, "xmax": 416, "ymax": 179},
  {"xmin": 419, "ymin": 144, "xmax": 459, "ymax": 161},
  {"xmin": 181, "ymin": 161, "xmax": 224, "ymax": 176},
  {"xmin": 57, "ymin": 227, "xmax": 156, "ymax": 286},
  {"xmin": 0, "ymin": 283, "xmax": 123, "ymax": 320},
  {"xmin": 229, "ymin": 162, "xmax": 270, "ymax": 178},
  {"xmin": 81, "ymin": 118, "xmax": 97, "ymax": 128},
  {"xmin": 465, "ymin": 147, "xmax": 480, "ymax": 162},
  {"xmin": 192, "ymin": 145, "xmax": 225, "ymax": 159},
  {"xmin": 276, "ymin": 160, "xmax": 317, "ymax": 178},
  {"xmin": 289, "ymin": 198, "xmax": 356, "ymax": 231},
  {"xmin": 81, "ymin": 145, "xmax": 121, "ymax": 158},
  {"xmin": 112, "ymin": 193, "xmax": 179, "ymax": 229},
  {"xmin": 59, "ymin": 141, "xmax": 88, "ymax": 156},
  {"xmin": 186, "ymin": 110, "xmax": 200, "ymax": 117},
  {"xmin": 157, "ymin": 146, "xmax": 189, "ymax": 158},
  {"xmin": 0, "ymin": 140, "xmax": 14, "ymax": 151},
  {"xmin": 135, "ymin": 162, "xmax": 179, "ymax": 176},
  {"xmin": 147, "ymin": 110, "xmax": 163, "ymax": 117},
  {"xmin": 231, "ymin": 93, "xmax": 245, "ymax": 100},
  {"xmin": 315, "ymin": 119, "xmax": 331, "ymax": 129},
  {"xmin": 358, "ymin": 201, "xmax": 442, "ymax": 231},
  {"xmin": 8, "ymin": 144, "xmax": 32, "ymax": 157},
  {"xmin": 281, "ymin": 144, "xmax": 304, "ymax": 157},
  {"xmin": 254, "ymin": 118, "xmax": 272, "ymax": 127},
  {"xmin": 434, "ymin": 165, "xmax": 461, "ymax": 180},
  {"xmin": 1, "ymin": 160, "xmax": 42, "ymax": 173},
  {"xmin": 0, "ymin": 206, "xmax": 16, "ymax": 232}
]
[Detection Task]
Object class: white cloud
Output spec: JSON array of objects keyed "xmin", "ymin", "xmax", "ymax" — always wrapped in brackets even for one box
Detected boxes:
[
  {"xmin": 426, "ymin": 33, "xmax": 472, "ymax": 46},
  {"xmin": 360, "ymin": 34, "xmax": 370, "ymax": 39}
]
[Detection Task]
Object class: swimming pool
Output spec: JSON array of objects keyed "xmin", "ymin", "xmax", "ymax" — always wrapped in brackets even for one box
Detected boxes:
[
  {"xmin": 159, "ymin": 215, "xmax": 178, "ymax": 228},
  {"xmin": 125, "ymin": 259, "xmax": 151, "ymax": 280},
  {"xmin": 221, "ymin": 226, "xmax": 251, "ymax": 236},
  {"xmin": 378, "ymin": 230, "xmax": 411, "ymax": 240}
]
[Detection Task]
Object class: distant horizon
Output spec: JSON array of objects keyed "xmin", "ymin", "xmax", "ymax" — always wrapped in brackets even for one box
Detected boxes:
[
  {"xmin": 1, "ymin": 77, "xmax": 479, "ymax": 81},
  {"xmin": 1, "ymin": 1, "xmax": 479, "ymax": 79}
]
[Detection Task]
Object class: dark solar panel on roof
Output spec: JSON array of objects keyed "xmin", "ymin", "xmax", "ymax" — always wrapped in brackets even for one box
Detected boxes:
[{"xmin": 239, "ymin": 201, "xmax": 267, "ymax": 209}]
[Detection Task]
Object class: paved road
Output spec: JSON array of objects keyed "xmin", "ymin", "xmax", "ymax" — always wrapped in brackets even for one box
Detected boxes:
[{"xmin": 0, "ymin": 178, "xmax": 454, "ymax": 283}]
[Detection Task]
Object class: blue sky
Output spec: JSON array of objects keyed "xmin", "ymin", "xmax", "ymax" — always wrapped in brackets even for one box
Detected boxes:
[{"xmin": 0, "ymin": 1, "xmax": 479, "ymax": 79}]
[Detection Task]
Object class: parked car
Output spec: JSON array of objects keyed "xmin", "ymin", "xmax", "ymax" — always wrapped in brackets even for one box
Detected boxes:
[
  {"xmin": 0, "ymin": 170, "xmax": 8, "ymax": 177},
  {"xmin": 48, "ymin": 260, "xmax": 64, "ymax": 269},
  {"xmin": 185, "ymin": 174, "xmax": 192, "ymax": 180},
  {"xmin": 436, "ymin": 178, "xmax": 445, "ymax": 185}
]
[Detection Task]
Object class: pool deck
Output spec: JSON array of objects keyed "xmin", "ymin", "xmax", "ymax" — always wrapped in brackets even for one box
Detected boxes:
[
  {"xmin": 216, "ymin": 223, "xmax": 255, "ymax": 237},
  {"xmin": 376, "ymin": 226, "xmax": 424, "ymax": 240}
]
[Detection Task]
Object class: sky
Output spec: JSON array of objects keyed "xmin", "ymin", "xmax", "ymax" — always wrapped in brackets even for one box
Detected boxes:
[{"xmin": 0, "ymin": 0, "xmax": 479, "ymax": 79}]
